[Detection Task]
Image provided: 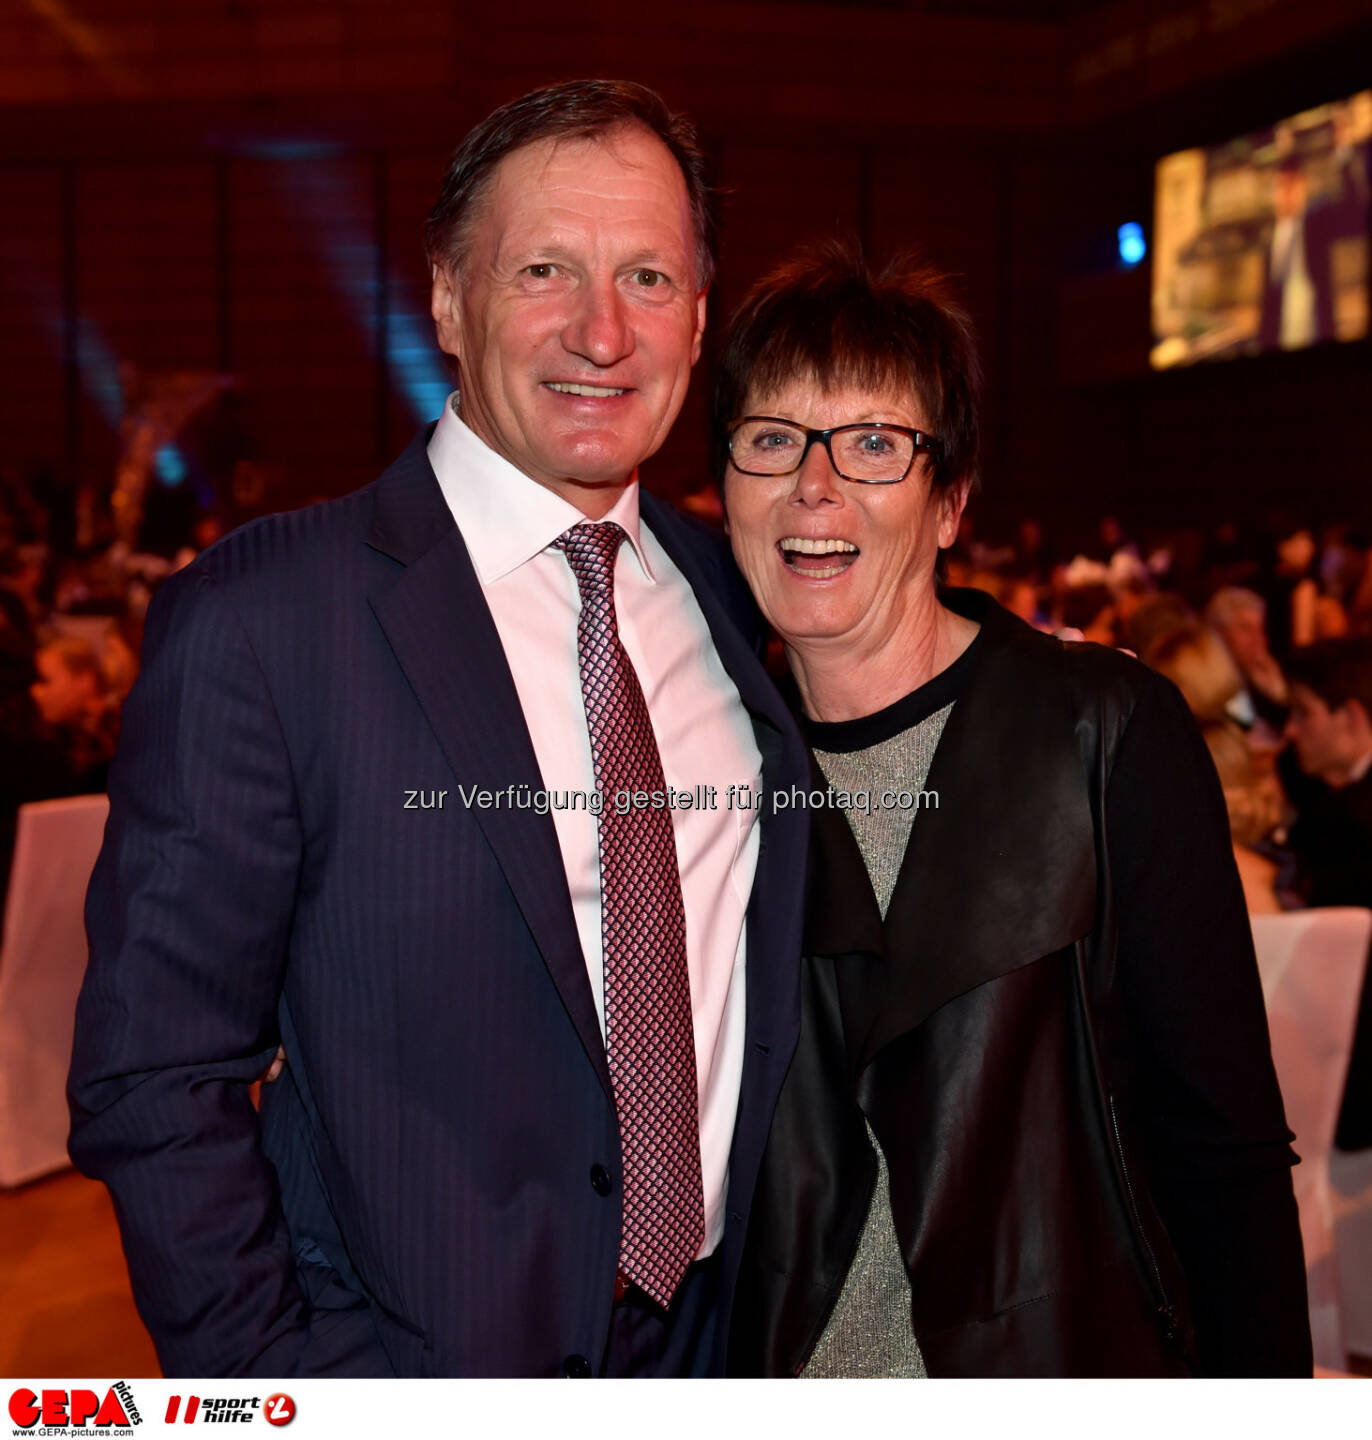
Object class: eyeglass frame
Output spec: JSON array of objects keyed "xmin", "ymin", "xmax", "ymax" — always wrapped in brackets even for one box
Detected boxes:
[{"xmin": 726, "ymin": 415, "xmax": 943, "ymax": 485}]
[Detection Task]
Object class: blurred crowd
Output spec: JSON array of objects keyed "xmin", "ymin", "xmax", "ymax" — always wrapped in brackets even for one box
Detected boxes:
[
  {"xmin": 945, "ymin": 512, "xmax": 1372, "ymax": 920},
  {"xmin": 947, "ymin": 509, "xmax": 1372, "ymax": 1150},
  {"xmin": 4, "ymin": 481, "xmax": 1372, "ymax": 967},
  {"xmin": 0, "ymin": 463, "xmax": 225, "ymax": 894}
]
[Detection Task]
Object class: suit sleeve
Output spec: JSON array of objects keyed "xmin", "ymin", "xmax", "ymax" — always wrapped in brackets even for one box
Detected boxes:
[
  {"xmin": 69, "ymin": 566, "xmax": 312, "ymax": 1376},
  {"xmin": 1105, "ymin": 670, "xmax": 1312, "ymax": 1377}
]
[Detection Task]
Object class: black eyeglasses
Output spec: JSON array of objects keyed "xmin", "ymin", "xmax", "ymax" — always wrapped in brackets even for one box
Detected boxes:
[{"xmin": 727, "ymin": 416, "xmax": 941, "ymax": 484}]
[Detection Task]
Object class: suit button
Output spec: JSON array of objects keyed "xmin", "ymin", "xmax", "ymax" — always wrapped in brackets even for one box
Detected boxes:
[
  {"xmin": 563, "ymin": 1353, "xmax": 592, "ymax": 1377},
  {"xmin": 590, "ymin": 1164, "xmax": 612, "ymax": 1196}
]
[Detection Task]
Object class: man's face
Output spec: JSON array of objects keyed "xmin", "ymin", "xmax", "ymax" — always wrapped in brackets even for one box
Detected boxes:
[
  {"xmin": 30, "ymin": 648, "xmax": 95, "ymax": 727},
  {"xmin": 431, "ymin": 126, "xmax": 707, "ymax": 517},
  {"xmin": 1274, "ymin": 167, "xmax": 1307, "ymax": 220},
  {"xmin": 1284, "ymin": 682, "xmax": 1364, "ymax": 785},
  {"xmin": 1218, "ymin": 607, "xmax": 1269, "ymax": 674}
]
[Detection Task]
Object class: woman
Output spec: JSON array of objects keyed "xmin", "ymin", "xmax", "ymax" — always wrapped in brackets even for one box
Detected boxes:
[
  {"xmin": 1200, "ymin": 721, "xmax": 1285, "ymax": 915},
  {"xmin": 717, "ymin": 241, "xmax": 1311, "ymax": 1377},
  {"xmin": 1143, "ymin": 621, "xmax": 1286, "ymax": 914}
]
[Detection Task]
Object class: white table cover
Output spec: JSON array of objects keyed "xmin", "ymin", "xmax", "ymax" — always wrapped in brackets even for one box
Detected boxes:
[
  {"xmin": 1251, "ymin": 907, "xmax": 1372, "ymax": 1371},
  {"xmin": 0, "ymin": 794, "xmax": 110, "ymax": 1187}
]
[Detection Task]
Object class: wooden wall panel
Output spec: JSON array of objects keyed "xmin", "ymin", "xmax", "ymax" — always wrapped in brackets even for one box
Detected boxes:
[
  {"xmin": 228, "ymin": 154, "xmax": 377, "ymax": 495},
  {"xmin": 0, "ymin": 170, "xmax": 64, "ymax": 471},
  {"xmin": 0, "ymin": 1, "xmax": 1367, "ymax": 524},
  {"xmin": 76, "ymin": 162, "xmax": 218, "ymax": 374}
]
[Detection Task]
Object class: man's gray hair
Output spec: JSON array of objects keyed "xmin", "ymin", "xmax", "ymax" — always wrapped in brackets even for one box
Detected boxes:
[
  {"xmin": 425, "ymin": 79, "xmax": 718, "ymax": 290},
  {"xmin": 1204, "ymin": 586, "xmax": 1266, "ymax": 630}
]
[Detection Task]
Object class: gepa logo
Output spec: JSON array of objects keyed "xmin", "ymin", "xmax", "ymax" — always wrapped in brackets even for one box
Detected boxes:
[{"xmin": 8, "ymin": 1384, "xmax": 141, "ymax": 1433}]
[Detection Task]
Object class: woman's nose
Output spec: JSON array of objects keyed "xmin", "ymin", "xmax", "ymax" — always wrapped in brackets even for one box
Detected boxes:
[{"xmin": 790, "ymin": 438, "xmax": 843, "ymax": 506}]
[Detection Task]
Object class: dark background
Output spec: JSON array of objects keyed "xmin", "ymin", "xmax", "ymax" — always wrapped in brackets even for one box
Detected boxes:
[{"xmin": 1, "ymin": 0, "xmax": 1369, "ymax": 542}]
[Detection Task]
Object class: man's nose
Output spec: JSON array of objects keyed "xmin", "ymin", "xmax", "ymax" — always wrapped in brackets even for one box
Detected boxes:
[{"xmin": 563, "ymin": 275, "xmax": 634, "ymax": 368}]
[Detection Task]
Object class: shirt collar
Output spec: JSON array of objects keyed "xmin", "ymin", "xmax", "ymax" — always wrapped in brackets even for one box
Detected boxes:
[{"xmin": 426, "ymin": 392, "xmax": 656, "ymax": 584}]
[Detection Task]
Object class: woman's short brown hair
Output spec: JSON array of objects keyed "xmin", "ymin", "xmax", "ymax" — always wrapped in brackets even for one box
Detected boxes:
[{"xmin": 713, "ymin": 238, "xmax": 982, "ymax": 493}]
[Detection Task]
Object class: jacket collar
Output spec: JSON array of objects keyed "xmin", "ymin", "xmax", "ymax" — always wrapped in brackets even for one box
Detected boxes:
[
  {"xmin": 804, "ymin": 587, "xmax": 1098, "ymax": 1075},
  {"xmin": 425, "ymin": 396, "xmax": 659, "ymax": 584},
  {"xmin": 363, "ymin": 430, "xmax": 806, "ymax": 1097}
]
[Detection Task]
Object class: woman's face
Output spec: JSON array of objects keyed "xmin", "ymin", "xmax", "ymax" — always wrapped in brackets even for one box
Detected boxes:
[{"xmin": 723, "ymin": 378, "xmax": 965, "ymax": 655}]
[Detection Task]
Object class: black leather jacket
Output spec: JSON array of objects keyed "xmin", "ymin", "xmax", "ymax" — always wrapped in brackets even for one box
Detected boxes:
[{"xmin": 728, "ymin": 588, "xmax": 1310, "ymax": 1377}]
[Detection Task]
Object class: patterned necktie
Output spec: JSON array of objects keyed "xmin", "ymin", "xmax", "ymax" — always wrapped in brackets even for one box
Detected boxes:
[{"xmin": 554, "ymin": 521, "xmax": 705, "ymax": 1308}]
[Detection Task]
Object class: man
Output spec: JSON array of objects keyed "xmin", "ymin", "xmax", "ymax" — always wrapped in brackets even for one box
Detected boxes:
[
  {"xmin": 30, "ymin": 635, "xmax": 118, "ymax": 788},
  {"xmin": 1204, "ymin": 586, "xmax": 1289, "ymax": 733},
  {"xmin": 1284, "ymin": 638, "xmax": 1372, "ymax": 908},
  {"xmin": 1283, "ymin": 637, "xmax": 1372, "ymax": 1150},
  {"xmin": 68, "ymin": 80, "xmax": 809, "ymax": 1378},
  {"xmin": 1259, "ymin": 139, "xmax": 1369, "ymax": 353}
]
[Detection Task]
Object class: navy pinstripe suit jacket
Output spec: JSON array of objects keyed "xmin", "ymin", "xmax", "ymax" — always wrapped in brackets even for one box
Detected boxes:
[{"xmin": 68, "ymin": 427, "xmax": 809, "ymax": 1377}]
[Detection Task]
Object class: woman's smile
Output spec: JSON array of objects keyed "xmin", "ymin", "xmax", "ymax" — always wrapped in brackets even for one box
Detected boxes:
[{"xmin": 775, "ymin": 535, "xmax": 861, "ymax": 579}]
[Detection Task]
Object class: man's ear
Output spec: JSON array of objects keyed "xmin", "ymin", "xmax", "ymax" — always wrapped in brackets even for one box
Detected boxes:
[
  {"xmin": 1341, "ymin": 697, "xmax": 1372, "ymax": 738},
  {"xmin": 689, "ymin": 286, "xmax": 709, "ymax": 366},
  {"xmin": 431, "ymin": 262, "xmax": 463, "ymax": 360}
]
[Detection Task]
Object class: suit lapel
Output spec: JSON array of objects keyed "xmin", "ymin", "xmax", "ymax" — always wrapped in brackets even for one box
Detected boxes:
[
  {"xmin": 641, "ymin": 497, "xmax": 810, "ymax": 1310},
  {"xmin": 638, "ymin": 493, "xmax": 797, "ymax": 740},
  {"xmin": 366, "ymin": 431, "xmax": 610, "ymax": 1096}
]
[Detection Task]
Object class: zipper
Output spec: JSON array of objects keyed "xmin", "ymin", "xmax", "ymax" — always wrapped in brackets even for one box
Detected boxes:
[{"xmin": 1108, "ymin": 1091, "xmax": 1181, "ymax": 1348}]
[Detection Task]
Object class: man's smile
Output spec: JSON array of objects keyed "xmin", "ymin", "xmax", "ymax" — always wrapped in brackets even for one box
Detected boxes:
[{"xmin": 543, "ymin": 381, "xmax": 630, "ymax": 397}]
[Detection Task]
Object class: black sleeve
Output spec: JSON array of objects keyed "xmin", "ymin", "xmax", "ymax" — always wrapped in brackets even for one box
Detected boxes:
[{"xmin": 1105, "ymin": 670, "xmax": 1312, "ymax": 1377}]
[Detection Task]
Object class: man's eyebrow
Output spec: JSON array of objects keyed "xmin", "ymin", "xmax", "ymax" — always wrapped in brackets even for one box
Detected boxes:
[
  {"xmin": 495, "ymin": 239, "xmax": 687, "ymax": 275},
  {"xmin": 499, "ymin": 239, "xmax": 570, "ymax": 263}
]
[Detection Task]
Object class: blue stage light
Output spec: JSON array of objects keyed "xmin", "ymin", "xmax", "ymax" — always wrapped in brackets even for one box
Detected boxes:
[
  {"xmin": 154, "ymin": 444, "xmax": 187, "ymax": 486},
  {"xmin": 1118, "ymin": 222, "xmax": 1146, "ymax": 267},
  {"xmin": 271, "ymin": 163, "xmax": 452, "ymax": 423},
  {"xmin": 240, "ymin": 139, "xmax": 345, "ymax": 162},
  {"xmin": 74, "ymin": 321, "xmax": 123, "ymax": 425}
]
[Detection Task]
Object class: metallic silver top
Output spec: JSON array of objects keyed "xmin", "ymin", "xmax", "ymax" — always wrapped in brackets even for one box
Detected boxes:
[{"xmin": 800, "ymin": 702, "xmax": 954, "ymax": 1378}]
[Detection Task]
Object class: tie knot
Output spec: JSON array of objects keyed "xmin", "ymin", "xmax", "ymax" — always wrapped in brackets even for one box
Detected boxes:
[{"xmin": 555, "ymin": 521, "xmax": 626, "ymax": 594}]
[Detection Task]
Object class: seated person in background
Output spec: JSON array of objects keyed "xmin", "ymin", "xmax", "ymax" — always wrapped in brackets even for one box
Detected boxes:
[
  {"xmin": 0, "ymin": 544, "xmax": 46, "ymax": 652},
  {"xmin": 99, "ymin": 619, "xmax": 142, "ymax": 709},
  {"xmin": 1351, "ymin": 542, "xmax": 1372, "ymax": 633},
  {"xmin": 1144, "ymin": 621, "xmax": 1242, "ymax": 727},
  {"xmin": 29, "ymin": 634, "xmax": 118, "ymax": 792},
  {"xmin": 0, "ymin": 633, "xmax": 88, "ymax": 896},
  {"xmin": 1205, "ymin": 587, "xmax": 1289, "ymax": 732},
  {"xmin": 1283, "ymin": 637, "xmax": 1372, "ymax": 909},
  {"xmin": 1314, "ymin": 591, "xmax": 1351, "ymax": 642},
  {"xmin": 1012, "ymin": 517, "xmax": 1053, "ymax": 584},
  {"xmin": 997, "ymin": 573, "xmax": 1044, "ymax": 629},
  {"xmin": 1150, "ymin": 625, "xmax": 1292, "ymax": 913},
  {"xmin": 1123, "ymin": 592, "xmax": 1193, "ymax": 662},
  {"xmin": 1261, "ymin": 527, "xmax": 1319, "ymax": 659},
  {"xmin": 1055, "ymin": 581, "xmax": 1116, "ymax": 645},
  {"xmin": 1283, "ymin": 637, "xmax": 1372, "ymax": 1151},
  {"xmin": 1201, "ymin": 722, "xmax": 1285, "ymax": 915}
]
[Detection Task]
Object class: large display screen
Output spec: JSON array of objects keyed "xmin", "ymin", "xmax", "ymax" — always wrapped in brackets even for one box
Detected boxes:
[{"xmin": 1152, "ymin": 91, "xmax": 1371, "ymax": 369}]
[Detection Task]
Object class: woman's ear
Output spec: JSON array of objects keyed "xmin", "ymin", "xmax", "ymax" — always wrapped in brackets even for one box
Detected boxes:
[{"xmin": 935, "ymin": 477, "xmax": 972, "ymax": 550}]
